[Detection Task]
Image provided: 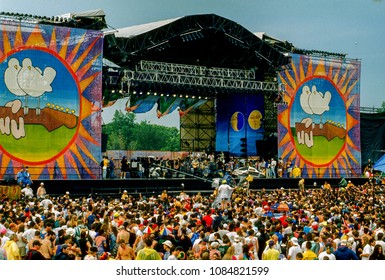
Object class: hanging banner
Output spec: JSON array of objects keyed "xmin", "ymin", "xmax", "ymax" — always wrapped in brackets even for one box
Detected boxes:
[
  {"xmin": 278, "ymin": 54, "xmax": 361, "ymax": 178},
  {"xmin": 0, "ymin": 20, "xmax": 103, "ymax": 180},
  {"xmin": 216, "ymin": 93, "xmax": 264, "ymax": 157}
]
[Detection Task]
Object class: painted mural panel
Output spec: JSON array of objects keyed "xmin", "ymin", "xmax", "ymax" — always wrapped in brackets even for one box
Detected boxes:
[
  {"xmin": 278, "ymin": 54, "xmax": 361, "ymax": 178},
  {"xmin": 0, "ymin": 20, "xmax": 103, "ymax": 179},
  {"xmin": 216, "ymin": 93, "xmax": 264, "ymax": 157}
]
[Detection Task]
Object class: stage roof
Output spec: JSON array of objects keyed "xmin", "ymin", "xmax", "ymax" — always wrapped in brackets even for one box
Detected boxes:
[{"xmin": 103, "ymin": 13, "xmax": 290, "ymax": 75}]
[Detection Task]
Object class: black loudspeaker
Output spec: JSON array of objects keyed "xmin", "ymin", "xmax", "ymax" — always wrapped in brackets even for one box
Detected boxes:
[
  {"xmin": 256, "ymin": 137, "xmax": 278, "ymax": 160},
  {"xmin": 256, "ymin": 140, "xmax": 267, "ymax": 159},
  {"xmin": 101, "ymin": 133, "xmax": 108, "ymax": 152}
]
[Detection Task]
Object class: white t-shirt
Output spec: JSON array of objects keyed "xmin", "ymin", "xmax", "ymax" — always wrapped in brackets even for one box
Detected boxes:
[
  {"xmin": 288, "ymin": 245, "xmax": 302, "ymax": 260},
  {"xmin": 21, "ymin": 187, "xmax": 34, "ymax": 198},
  {"xmin": 218, "ymin": 184, "xmax": 233, "ymax": 200},
  {"xmin": 362, "ymin": 244, "xmax": 373, "ymax": 260},
  {"xmin": 318, "ymin": 251, "xmax": 336, "ymax": 260}
]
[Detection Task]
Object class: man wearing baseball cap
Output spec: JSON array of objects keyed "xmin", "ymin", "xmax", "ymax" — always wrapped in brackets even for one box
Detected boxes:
[
  {"xmin": 287, "ymin": 237, "xmax": 303, "ymax": 260},
  {"xmin": 26, "ymin": 240, "xmax": 46, "ymax": 260}
]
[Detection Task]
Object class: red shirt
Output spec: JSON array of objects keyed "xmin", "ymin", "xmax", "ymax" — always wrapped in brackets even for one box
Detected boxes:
[{"xmin": 202, "ymin": 214, "xmax": 213, "ymax": 229}]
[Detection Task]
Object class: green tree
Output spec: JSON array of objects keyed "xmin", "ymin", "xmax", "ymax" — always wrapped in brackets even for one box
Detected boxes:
[
  {"xmin": 102, "ymin": 112, "xmax": 180, "ymax": 151},
  {"xmin": 131, "ymin": 121, "xmax": 180, "ymax": 151},
  {"xmin": 103, "ymin": 110, "xmax": 135, "ymax": 150}
]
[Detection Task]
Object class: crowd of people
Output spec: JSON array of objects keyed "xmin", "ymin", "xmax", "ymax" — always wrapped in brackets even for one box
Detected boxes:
[
  {"xmin": 1, "ymin": 172, "xmax": 385, "ymax": 261},
  {"xmin": 102, "ymin": 152, "xmax": 301, "ymax": 182}
]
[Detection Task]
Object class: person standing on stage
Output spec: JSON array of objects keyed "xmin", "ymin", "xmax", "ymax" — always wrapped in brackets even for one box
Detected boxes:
[
  {"xmin": 120, "ymin": 156, "xmax": 129, "ymax": 179},
  {"xmin": 102, "ymin": 156, "xmax": 109, "ymax": 179},
  {"xmin": 16, "ymin": 166, "xmax": 33, "ymax": 187},
  {"xmin": 108, "ymin": 157, "xmax": 115, "ymax": 179}
]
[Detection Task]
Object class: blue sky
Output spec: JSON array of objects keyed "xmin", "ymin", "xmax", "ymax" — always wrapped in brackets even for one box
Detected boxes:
[{"xmin": 2, "ymin": 0, "xmax": 384, "ymax": 116}]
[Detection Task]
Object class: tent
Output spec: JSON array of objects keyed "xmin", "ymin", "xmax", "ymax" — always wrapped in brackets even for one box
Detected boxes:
[{"xmin": 374, "ymin": 154, "xmax": 385, "ymax": 173}]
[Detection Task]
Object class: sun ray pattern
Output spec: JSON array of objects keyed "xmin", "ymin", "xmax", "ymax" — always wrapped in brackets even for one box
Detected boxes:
[
  {"xmin": 278, "ymin": 54, "xmax": 361, "ymax": 178},
  {"xmin": 0, "ymin": 20, "xmax": 103, "ymax": 180}
]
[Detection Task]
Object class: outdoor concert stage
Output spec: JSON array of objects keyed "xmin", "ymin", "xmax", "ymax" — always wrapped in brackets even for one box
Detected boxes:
[{"xmin": 14, "ymin": 176, "xmax": 370, "ymax": 198}]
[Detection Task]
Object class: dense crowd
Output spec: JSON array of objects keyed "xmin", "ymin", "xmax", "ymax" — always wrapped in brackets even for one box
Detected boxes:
[{"xmin": 1, "ymin": 176, "xmax": 385, "ymax": 261}]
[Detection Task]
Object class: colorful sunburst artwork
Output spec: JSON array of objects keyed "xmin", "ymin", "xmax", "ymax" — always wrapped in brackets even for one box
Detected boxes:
[
  {"xmin": 0, "ymin": 20, "xmax": 103, "ymax": 179},
  {"xmin": 277, "ymin": 54, "xmax": 361, "ymax": 178}
]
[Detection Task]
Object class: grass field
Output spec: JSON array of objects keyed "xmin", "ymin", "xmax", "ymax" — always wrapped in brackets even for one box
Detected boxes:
[
  {"xmin": 293, "ymin": 134, "xmax": 345, "ymax": 165},
  {"xmin": 0, "ymin": 124, "xmax": 76, "ymax": 162}
]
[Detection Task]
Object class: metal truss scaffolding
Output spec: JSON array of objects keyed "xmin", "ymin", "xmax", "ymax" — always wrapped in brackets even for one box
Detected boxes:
[
  {"xmin": 122, "ymin": 60, "xmax": 284, "ymax": 96},
  {"xmin": 180, "ymin": 100, "xmax": 216, "ymax": 152}
]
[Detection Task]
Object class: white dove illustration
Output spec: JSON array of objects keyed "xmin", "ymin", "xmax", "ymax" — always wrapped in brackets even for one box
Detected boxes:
[
  {"xmin": 16, "ymin": 58, "xmax": 56, "ymax": 115},
  {"xmin": 308, "ymin": 85, "xmax": 331, "ymax": 128},
  {"xmin": 4, "ymin": 58, "xmax": 29, "ymax": 114},
  {"xmin": 299, "ymin": 85, "xmax": 313, "ymax": 115},
  {"xmin": 308, "ymin": 85, "xmax": 332, "ymax": 115}
]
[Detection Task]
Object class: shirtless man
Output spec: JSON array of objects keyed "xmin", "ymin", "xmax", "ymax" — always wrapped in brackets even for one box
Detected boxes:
[
  {"xmin": 116, "ymin": 225, "xmax": 130, "ymax": 244},
  {"xmin": 115, "ymin": 239, "xmax": 135, "ymax": 260}
]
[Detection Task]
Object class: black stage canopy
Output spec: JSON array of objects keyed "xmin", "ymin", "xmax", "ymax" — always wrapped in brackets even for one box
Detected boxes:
[{"xmin": 103, "ymin": 14, "xmax": 290, "ymax": 75}]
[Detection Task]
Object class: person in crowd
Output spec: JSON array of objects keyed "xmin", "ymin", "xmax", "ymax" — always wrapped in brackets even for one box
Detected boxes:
[
  {"xmin": 217, "ymin": 180, "xmax": 235, "ymax": 210},
  {"xmin": 25, "ymin": 240, "xmax": 46, "ymax": 260},
  {"xmin": 36, "ymin": 182, "xmax": 47, "ymax": 199},
  {"xmin": 333, "ymin": 240, "xmax": 359, "ymax": 260},
  {"xmin": 318, "ymin": 243, "xmax": 336, "ymax": 260},
  {"xmin": 135, "ymin": 237, "xmax": 162, "ymax": 260},
  {"xmin": 115, "ymin": 239, "xmax": 135, "ymax": 260},
  {"xmin": 84, "ymin": 246, "xmax": 98, "ymax": 260},
  {"xmin": 369, "ymin": 244, "xmax": 385, "ymax": 260},
  {"xmin": 3, "ymin": 234, "xmax": 21, "ymax": 260},
  {"xmin": 21, "ymin": 184, "xmax": 34, "ymax": 199},
  {"xmin": 262, "ymin": 240, "xmax": 280, "ymax": 260}
]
